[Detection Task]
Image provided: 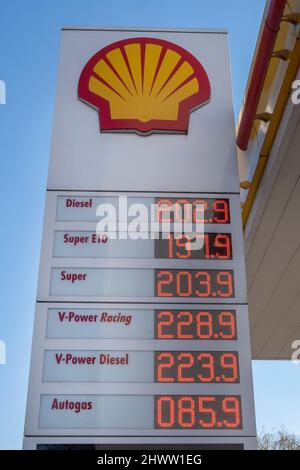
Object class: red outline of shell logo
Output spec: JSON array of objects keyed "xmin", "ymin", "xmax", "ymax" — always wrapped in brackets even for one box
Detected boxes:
[{"xmin": 78, "ymin": 37, "xmax": 211, "ymax": 135}]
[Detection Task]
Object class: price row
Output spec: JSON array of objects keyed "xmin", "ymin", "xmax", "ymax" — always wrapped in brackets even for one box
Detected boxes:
[
  {"xmin": 56, "ymin": 196, "xmax": 230, "ymax": 224},
  {"xmin": 53, "ymin": 231, "xmax": 233, "ymax": 260},
  {"xmin": 49, "ymin": 268, "xmax": 236, "ymax": 299}
]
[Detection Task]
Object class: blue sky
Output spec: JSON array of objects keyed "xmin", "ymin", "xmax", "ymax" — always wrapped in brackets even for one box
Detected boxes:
[{"xmin": 0, "ymin": 0, "xmax": 299, "ymax": 450}]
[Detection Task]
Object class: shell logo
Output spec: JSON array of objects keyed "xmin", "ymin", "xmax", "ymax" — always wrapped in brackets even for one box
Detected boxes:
[{"xmin": 78, "ymin": 37, "xmax": 211, "ymax": 135}]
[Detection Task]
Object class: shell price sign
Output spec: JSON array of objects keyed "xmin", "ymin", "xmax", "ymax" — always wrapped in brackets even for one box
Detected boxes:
[{"xmin": 23, "ymin": 28, "xmax": 256, "ymax": 450}]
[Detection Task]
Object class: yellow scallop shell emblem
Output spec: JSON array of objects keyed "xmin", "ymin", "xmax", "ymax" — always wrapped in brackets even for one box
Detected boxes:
[{"xmin": 78, "ymin": 37, "xmax": 211, "ymax": 135}]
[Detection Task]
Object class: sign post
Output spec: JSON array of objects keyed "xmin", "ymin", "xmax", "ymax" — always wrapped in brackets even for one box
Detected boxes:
[{"xmin": 24, "ymin": 27, "xmax": 256, "ymax": 450}]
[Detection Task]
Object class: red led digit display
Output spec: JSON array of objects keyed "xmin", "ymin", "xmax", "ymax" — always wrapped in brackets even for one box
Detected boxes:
[
  {"xmin": 155, "ymin": 395, "xmax": 242, "ymax": 429},
  {"xmin": 155, "ymin": 269, "xmax": 235, "ymax": 298},
  {"xmin": 155, "ymin": 351, "xmax": 239, "ymax": 383},
  {"xmin": 155, "ymin": 198, "xmax": 230, "ymax": 224},
  {"xmin": 155, "ymin": 310, "xmax": 237, "ymax": 340},
  {"xmin": 155, "ymin": 233, "xmax": 232, "ymax": 260}
]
